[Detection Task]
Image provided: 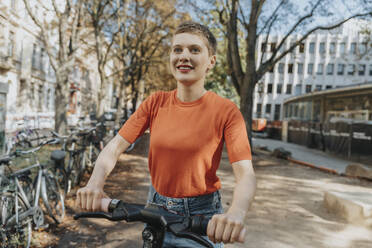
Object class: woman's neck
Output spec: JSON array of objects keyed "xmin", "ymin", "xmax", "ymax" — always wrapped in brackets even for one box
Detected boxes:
[{"xmin": 176, "ymin": 81, "xmax": 206, "ymax": 102}]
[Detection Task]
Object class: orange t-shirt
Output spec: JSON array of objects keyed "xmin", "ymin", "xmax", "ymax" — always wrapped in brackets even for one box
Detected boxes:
[{"xmin": 118, "ymin": 90, "xmax": 251, "ymax": 198}]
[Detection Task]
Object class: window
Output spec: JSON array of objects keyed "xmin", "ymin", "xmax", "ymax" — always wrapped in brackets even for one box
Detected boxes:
[
  {"xmin": 317, "ymin": 63, "xmax": 324, "ymax": 75},
  {"xmin": 40, "ymin": 48, "xmax": 45, "ymax": 71},
  {"xmin": 297, "ymin": 63, "xmax": 303, "ymax": 74},
  {"xmin": 295, "ymin": 85, "xmax": 302, "ymax": 95},
  {"xmin": 319, "ymin": 42, "xmax": 325, "ymax": 53},
  {"xmin": 261, "ymin": 42, "xmax": 266, "ymax": 52},
  {"xmin": 358, "ymin": 64, "xmax": 366, "ymax": 76},
  {"xmin": 265, "ymin": 104, "xmax": 272, "ymax": 114},
  {"xmin": 8, "ymin": 32, "xmax": 14, "ymax": 57},
  {"xmin": 286, "ymin": 84, "xmax": 292, "ymax": 94},
  {"xmin": 270, "ymin": 43, "xmax": 276, "ymax": 52},
  {"xmin": 278, "ymin": 63, "xmax": 284, "ymax": 74},
  {"xmin": 329, "ymin": 42, "xmax": 336, "ymax": 54},
  {"xmin": 350, "ymin": 42, "xmax": 356, "ymax": 54},
  {"xmin": 299, "ymin": 43, "xmax": 305, "ymax": 53},
  {"xmin": 274, "ymin": 104, "xmax": 281, "ymax": 120},
  {"xmin": 277, "ymin": 84, "xmax": 282, "ymax": 94},
  {"xmin": 339, "ymin": 43, "xmax": 346, "ymax": 54},
  {"xmin": 327, "ymin": 64, "xmax": 334, "ymax": 75},
  {"xmin": 369, "ymin": 64, "xmax": 372, "ymax": 76},
  {"xmin": 38, "ymin": 85, "xmax": 43, "ymax": 111},
  {"xmin": 32, "ymin": 44, "xmax": 37, "ymax": 68},
  {"xmin": 307, "ymin": 63, "xmax": 314, "ymax": 74},
  {"xmin": 305, "ymin": 84, "xmax": 312, "ymax": 93},
  {"xmin": 269, "ymin": 65, "xmax": 274, "ymax": 73},
  {"xmin": 326, "ymin": 85, "xmax": 332, "ymax": 89},
  {"xmin": 267, "ymin": 83, "xmax": 273, "ymax": 93},
  {"xmin": 309, "ymin": 42, "xmax": 315, "ymax": 54},
  {"xmin": 347, "ymin": 64, "xmax": 355, "ymax": 75},
  {"xmin": 257, "ymin": 82, "xmax": 264, "ymax": 93},
  {"xmin": 359, "ymin": 43, "xmax": 367, "ymax": 54},
  {"xmin": 315, "ymin": 85, "xmax": 322, "ymax": 91},
  {"xmin": 256, "ymin": 104, "xmax": 262, "ymax": 118},
  {"xmin": 11, "ymin": 0, "xmax": 16, "ymax": 9},
  {"xmin": 288, "ymin": 64, "xmax": 293, "ymax": 73},
  {"xmin": 337, "ymin": 64, "xmax": 345, "ymax": 75}
]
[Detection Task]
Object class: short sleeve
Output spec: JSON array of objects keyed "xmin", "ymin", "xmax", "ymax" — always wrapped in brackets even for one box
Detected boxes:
[
  {"xmin": 118, "ymin": 93, "xmax": 157, "ymax": 143},
  {"xmin": 223, "ymin": 104, "xmax": 252, "ymax": 163}
]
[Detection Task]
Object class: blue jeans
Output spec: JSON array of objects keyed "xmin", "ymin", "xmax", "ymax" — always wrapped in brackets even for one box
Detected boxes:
[{"xmin": 144, "ymin": 185, "xmax": 224, "ymax": 248}]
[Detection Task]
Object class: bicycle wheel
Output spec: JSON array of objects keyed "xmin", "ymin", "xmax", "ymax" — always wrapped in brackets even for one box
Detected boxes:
[
  {"xmin": 0, "ymin": 192, "xmax": 32, "ymax": 248},
  {"xmin": 70, "ymin": 152, "xmax": 85, "ymax": 187},
  {"xmin": 41, "ymin": 171, "xmax": 65, "ymax": 224},
  {"xmin": 52, "ymin": 167, "xmax": 68, "ymax": 196}
]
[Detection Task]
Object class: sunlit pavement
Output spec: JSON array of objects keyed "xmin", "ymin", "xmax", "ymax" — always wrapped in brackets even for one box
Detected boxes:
[{"xmin": 252, "ymin": 137, "xmax": 353, "ymax": 174}]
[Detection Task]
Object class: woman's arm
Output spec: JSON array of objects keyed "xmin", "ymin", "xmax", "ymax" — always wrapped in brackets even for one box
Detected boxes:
[
  {"xmin": 75, "ymin": 134, "xmax": 131, "ymax": 211},
  {"xmin": 207, "ymin": 159, "xmax": 256, "ymax": 244}
]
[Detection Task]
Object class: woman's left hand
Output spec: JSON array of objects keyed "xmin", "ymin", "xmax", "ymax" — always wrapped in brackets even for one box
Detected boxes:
[{"xmin": 206, "ymin": 210, "xmax": 246, "ymax": 244}]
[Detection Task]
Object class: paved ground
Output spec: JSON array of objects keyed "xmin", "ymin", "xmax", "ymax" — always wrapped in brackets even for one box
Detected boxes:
[
  {"xmin": 252, "ymin": 137, "xmax": 358, "ymax": 174},
  {"xmin": 32, "ymin": 149, "xmax": 372, "ymax": 248}
]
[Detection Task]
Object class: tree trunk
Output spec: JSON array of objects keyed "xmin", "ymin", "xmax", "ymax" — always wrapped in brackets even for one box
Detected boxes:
[
  {"xmin": 96, "ymin": 75, "xmax": 107, "ymax": 119},
  {"xmin": 240, "ymin": 75, "xmax": 255, "ymax": 148},
  {"xmin": 54, "ymin": 77, "xmax": 69, "ymax": 134},
  {"xmin": 114, "ymin": 80, "xmax": 127, "ymax": 127}
]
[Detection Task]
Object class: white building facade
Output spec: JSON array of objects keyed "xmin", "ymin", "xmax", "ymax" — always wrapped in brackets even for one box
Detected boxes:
[
  {"xmin": 0, "ymin": 0, "xmax": 115, "ymax": 139},
  {"xmin": 253, "ymin": 19, "xmax": 372, "ymax": 121}
]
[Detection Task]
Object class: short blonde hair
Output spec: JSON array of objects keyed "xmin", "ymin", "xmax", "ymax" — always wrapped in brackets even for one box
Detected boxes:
[{"xmin": 174, "ymin": 21, "xmax": 217, "ymax": 55}]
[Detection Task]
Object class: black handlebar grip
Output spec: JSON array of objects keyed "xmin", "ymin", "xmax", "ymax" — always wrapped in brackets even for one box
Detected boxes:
[
  {"xmin": 190, "ymin": 215, "xmax": 210, "ymax": 236},
  {"xmin": 74, "ymin": 212, "xmax": 112, "ymax": 220}
]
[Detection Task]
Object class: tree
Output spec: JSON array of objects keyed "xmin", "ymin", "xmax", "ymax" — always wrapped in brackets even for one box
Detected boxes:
[
  {"xmin": 110, "ymin": 0, "xmax": 187, "ymax": 124},
  {"xmin": 23, "ymin": 0, "xmax": 83, "ymax": 133},
  {"xmin": 214, "ymin": 0, "xmax": 372, "ymax": 144},
  {"xmin": 83, "ymin": 0, "xmax": 120, "ymax": 118}
]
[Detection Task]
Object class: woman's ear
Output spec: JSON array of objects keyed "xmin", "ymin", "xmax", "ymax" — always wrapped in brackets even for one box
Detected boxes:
[{"xmin": 207, "ymin": 55, "xmax": 217, "ymax": 72}]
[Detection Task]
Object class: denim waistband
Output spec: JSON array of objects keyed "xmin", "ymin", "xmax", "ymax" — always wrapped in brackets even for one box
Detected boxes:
[{"xmin": 146, "ymin": 185, "xmax": 223, "ymax": 217}]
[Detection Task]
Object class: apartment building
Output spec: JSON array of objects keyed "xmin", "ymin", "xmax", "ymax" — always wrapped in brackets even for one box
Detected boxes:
[
  {"xmin": 253, "ymin": 19, "xmax": 372, "ymax": 121},
  {"xmin": 0, "ymin": 0, "xmax": 114, "ymax": 138}
]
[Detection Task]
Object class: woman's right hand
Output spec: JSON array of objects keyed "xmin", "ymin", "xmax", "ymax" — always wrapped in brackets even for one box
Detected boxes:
[{"xmin": 75, "ymin": 185, "xmax": 108, "ymax": 211}]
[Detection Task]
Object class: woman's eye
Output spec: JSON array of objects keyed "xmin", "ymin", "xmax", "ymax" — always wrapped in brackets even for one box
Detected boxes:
[
  {"xmin": 174, "ymin": 48, "xmax": 182, "ymax": 53},
  {"xmin": 191, "ymin": 48, "xmax": 200, "ymax": 53}
]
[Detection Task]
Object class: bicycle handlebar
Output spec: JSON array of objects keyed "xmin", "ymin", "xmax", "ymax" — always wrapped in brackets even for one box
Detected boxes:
[{"xmin": 74, "ymin": 199, "xmax": 212, "ymax": 247}]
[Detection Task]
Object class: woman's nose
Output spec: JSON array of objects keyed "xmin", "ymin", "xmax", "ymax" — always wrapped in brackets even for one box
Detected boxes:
[{"xmin": 179, "ymin": 50, "xmax": 190, "ymax": 61}]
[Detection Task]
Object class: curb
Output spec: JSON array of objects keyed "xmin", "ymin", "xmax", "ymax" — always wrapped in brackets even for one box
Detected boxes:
[
  {"xmin": 287, "ymin": 157, "xmax": 339, "ymax": 175},
  {"xmin": 254, "ymin": 147, "xmax": 372, "ymax": 182}
]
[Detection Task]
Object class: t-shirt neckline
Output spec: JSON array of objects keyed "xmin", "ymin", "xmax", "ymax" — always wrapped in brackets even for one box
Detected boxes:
[{"xmin": 173, "ymin": 89, "xmax": 210, "ymax": 107}]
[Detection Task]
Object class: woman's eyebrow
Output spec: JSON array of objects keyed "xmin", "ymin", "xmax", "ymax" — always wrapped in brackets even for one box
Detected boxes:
[{"xmin": 172, "ymin": 43, "xmax": 203, "ymax": 47}]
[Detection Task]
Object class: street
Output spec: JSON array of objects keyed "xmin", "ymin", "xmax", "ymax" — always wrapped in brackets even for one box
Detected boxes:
[{"xmin": 31, "ymin": 148, "xmax": 372, "ymax": 248}]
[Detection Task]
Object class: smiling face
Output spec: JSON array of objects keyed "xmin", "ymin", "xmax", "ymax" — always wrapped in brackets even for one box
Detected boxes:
[{"xmin": 170, "ymin": 33, "xmax": 216, "ymax": 86}]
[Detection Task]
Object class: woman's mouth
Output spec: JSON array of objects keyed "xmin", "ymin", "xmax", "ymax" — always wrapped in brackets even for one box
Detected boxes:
[{"xmin": 176, "ymin": 65, "xmax": 194, "ymax": 72}]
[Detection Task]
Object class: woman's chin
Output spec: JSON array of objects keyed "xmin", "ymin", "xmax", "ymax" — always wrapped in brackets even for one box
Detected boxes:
[{"xmin": 177, "ymin": 79, "xmax": 199, "ymax": 87}]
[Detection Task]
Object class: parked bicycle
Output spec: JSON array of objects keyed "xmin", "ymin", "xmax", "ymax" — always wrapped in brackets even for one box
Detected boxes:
[
  {"xmin": 0, "ymin": 140, "xmax": 65, "ymax": 248},
  {"xmin": 50, "ymin": 124, "xmax": 102, "ymax": 194},
  {"xmin": 74, "ymin": 198, "xmax": 213, "ymax": 248},
  {"xmin": 0, "ymin": 156, "xmax": 32, "ymax": 248}
]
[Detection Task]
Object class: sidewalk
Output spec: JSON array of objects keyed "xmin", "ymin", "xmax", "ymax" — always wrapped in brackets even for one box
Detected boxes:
[{"xmin": 252, "ymin": 137, "xmax": 354, "ymax": 174}]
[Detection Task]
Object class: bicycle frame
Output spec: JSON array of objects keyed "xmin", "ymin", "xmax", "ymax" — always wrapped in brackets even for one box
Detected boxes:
[{"xmin": 5, "ymin": 163, "xmax": 50, "ymax": 229}]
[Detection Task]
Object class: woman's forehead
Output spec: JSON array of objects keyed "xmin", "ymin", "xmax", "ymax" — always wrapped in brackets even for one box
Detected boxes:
[{"xmin": 172, "ymin": 33, "xmax": 208, "ymax": 48}]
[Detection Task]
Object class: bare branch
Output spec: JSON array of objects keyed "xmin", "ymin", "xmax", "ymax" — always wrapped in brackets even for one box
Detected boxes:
[
  {"xmin": 274, "ymin": 0, "xmax": 323, "ymax": 55},
  {"xmin": 257, "ymin": 0, "xmax": 286, "ymax": 35},
  {"xmin": 51, "ymin": 0, "xmax": 61, "ymax": 18}
]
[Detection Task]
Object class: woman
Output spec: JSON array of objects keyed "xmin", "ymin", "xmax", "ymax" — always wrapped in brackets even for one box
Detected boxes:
[{"xmin": 76, "ymin": 21, "xmax": 256, "ymax": 247}]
